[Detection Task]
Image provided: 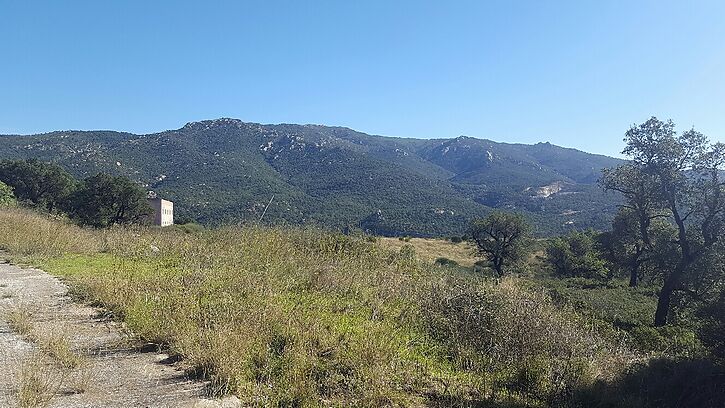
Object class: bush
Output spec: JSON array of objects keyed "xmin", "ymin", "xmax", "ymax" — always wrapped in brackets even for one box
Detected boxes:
[
  {"xmin": 629, "ymin": 326, "xmax": 701, "ymax": 356},
  {"xmin": 0, "ymin": 181, "xmax": 15, "ymax": 207},
  {"xmin": 546, "ymin": 230, "xmax": 609, "ymax": 279},
  {"xmin": 423, "ymin": 278, "xmax": 631, "ymax": 405},
  {"xmin": 699, "ymin": 290, "xmax": 725, "ymax": 362},
  {"xmin": 580, "ymin": 357, "xmax": 725, "ymax": 408},
  {"xmin": 398, "ymin": 243, "xmax": 416, "ymax": 262}
]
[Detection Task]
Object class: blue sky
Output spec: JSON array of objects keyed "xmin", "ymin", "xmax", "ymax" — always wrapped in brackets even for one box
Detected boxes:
[{"xmin": 1, "ymin": 1, "xmax": 723, "ymax": 157}]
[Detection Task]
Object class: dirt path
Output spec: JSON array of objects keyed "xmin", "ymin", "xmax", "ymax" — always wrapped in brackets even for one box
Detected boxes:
[{"xmin": 0, "ymin": 259, "xmax": 239, "ymax": 408}]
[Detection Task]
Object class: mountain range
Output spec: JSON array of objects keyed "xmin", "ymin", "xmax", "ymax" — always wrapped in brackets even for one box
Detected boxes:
[{"xmin": 0, "ymin": 118, "xmax": 622, "ymax": 236}]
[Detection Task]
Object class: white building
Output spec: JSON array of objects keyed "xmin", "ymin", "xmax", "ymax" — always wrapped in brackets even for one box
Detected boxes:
[{"xmin": 148, "ymin": 198, "xmax": 174, "ymax": 227}]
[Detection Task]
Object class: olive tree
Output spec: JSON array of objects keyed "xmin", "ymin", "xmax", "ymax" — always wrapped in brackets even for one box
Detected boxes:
[{"xmin": 469, "ymin": 211, "xmax": 531, "ymax": 277}]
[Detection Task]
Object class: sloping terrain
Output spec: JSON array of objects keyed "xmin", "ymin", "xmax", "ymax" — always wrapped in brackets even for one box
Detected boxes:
[{"xmin": 0, "ymin": 118, "xmax": 622, "ymax": 236}]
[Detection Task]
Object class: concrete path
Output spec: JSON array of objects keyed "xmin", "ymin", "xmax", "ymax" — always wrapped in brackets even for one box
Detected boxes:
[{"xmin": 0, "ymin": 259, "xmax": 238, "ymax": 408}]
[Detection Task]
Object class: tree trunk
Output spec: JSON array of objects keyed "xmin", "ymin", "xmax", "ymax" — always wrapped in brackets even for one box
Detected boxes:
[
  {"xmin": 493, "ymin": 258, "xmax": 504, "ymax": 277},
  {"xmin": 654, "ymin": 278, "xmax": 674, "ymax": 326},
  {"xmin": 655, "ymin": 263, "xmax": 687, "ymax": 326},
  {"xmin": 629, "ymin": 267, "xmax": 638, "ymax": 287},
  {"xmin": 655, "ymin": 197, "xmax": 689, "ymax": 327}
]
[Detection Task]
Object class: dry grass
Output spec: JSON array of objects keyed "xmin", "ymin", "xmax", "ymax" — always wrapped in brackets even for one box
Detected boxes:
[
  {"xmin": 36, "ymin": 330, "xmax": 84, "ymax": 370},
  {"xmin": 14, "ymin": 339, "xmax": 88, "ymax": 408},
  {"xmin": 7, "ymin": 307, "xmax": 34, "ymax": 337},
  {"xmin": 0, "ymin": 207, "xmax": 638, "ymax": 406},
  {"xmin": 379, "ymin": 237, "xmax": 478, "ymax": 267},
  {"xmin": 16, "ymin": 353, "xmax": 63, "ymax": 408},
  {"xmin": 4, "ymin": 302, "xmax": 87, "ymax": 406},
  {"xmin": 6, "ymin": 307, "xmax": 85, "ymax": 370},
  {"xmin": 66, "ymin": 366, "xmax": 92, "ymax": 395},
  {"xmin": 0, "ymin": 208, "xmax": 98, "ymax": 259}
]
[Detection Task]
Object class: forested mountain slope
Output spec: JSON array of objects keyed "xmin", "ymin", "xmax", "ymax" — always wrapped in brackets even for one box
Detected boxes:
[{"xmin": 0, "ymin": 118, "xmax": 622, "ymax": 236}]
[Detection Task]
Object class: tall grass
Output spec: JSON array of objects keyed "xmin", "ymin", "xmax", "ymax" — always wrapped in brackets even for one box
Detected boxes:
[
  {"xmin": 0, "ymin": 208, "xmax": 636, "ymax": 406},
  {"xmin": 0, "ymin": 208, "xmax": 98, "ymax": 258}
]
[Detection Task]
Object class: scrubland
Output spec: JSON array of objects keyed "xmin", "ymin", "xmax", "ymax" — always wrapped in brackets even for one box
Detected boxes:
[{"xmin": 1, "ymin": 208, "xmax": 715, "ymax": 407}]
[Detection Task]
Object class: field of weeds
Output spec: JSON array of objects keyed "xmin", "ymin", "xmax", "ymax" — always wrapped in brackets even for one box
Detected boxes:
[{"xmin": 0, "ymin": 208, "xmax": 636, "ymax": 407}]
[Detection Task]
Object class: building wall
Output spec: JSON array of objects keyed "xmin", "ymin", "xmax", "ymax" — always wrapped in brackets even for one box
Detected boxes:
[{"xmin": 149, "ymin": 198, "xmax": 174, "ymax": 227}]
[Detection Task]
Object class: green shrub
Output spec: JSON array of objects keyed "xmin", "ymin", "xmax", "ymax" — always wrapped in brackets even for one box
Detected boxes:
[
  {"xmin": 398, "ymin": 244, "xmax": 416, "ymax": 262},
  {"xmin": 580, "ymin": 357, "xmax": 725, "ymax": 408},
  {"xmin": 546, "ymin": 230, "xmax": 609, "ymax": 279},
  {"xmin": 699, "ymin": 290, "xmax": 725, "ymax": 362},
  {"xmin": 629, "ymin": 326, "xmax": 701, "ymax": 356},
  {"xmin": 0, "ymin": 181, "xmax": 15, "ymax": 207},
  {"xmin": 422, "ymin": 277, "xmax": 630, "ymax": 404}
]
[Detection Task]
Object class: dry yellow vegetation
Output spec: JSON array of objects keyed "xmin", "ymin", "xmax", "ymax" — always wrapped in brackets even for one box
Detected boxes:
[{"xmin": 378, "ymin": 237, "xmax": 478, "ymax": 267}]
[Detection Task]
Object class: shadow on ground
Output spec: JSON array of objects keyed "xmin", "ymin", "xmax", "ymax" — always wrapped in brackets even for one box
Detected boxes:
[{"xmin": 577, "ymin": 357, "xmax": 725, "ymax": 408}]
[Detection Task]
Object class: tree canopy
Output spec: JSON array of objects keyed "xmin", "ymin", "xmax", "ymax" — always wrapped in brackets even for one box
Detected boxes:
[
  {"xmin": 69, "ymin": 173, "xmax": 152, "ymax": 228},
  {"xmin": 0, "ymin": 159, "xmax": 152, "ymax": 228},
  {"xmin": 601, "ymin": 117, "xmax": 725, "ymax": 326},
  {"xmin": 0, "ymin": 159, "xmax": 75, "ymax": 212},
  {"xmin": 546, "ymin": 229, "xmax": 609, "ymax": 280},
  {"xmin": 469, "ymin": 211, "xmax": 531, "ymax": 276}
]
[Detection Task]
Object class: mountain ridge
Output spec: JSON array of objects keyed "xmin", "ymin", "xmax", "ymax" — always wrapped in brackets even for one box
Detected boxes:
[{"xmin": 0, "ymin": 118, "xmax": 623, "ymax": 236}]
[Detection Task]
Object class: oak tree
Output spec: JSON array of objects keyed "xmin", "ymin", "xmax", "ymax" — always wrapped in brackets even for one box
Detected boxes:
[
  {"xmin": 602, "ymin": 117, "xmax": 725, "ymax": 326},
  {"xmin": 469, "ymin": 211, "xmax": 531, "ymax": 277}
]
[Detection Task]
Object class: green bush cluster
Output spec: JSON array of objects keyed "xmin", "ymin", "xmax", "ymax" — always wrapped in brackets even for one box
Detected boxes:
[
  {"xmin": 546, "ymin": 230, "xmax": 609, "ymax": 279},
  {"xmin": 424, "ymin": 276, "xmax": 634, "ymax": 406},
  {"xmin": 0, "ymin": 180, "xmax": 15, "ymax": 207},
  {"xmin": 0, "ymin": 159, "xmax": 150, "ymax": 227},
  {"xmin": 580, "ymin": 357, "xmax": 725, "ymax": 408}
]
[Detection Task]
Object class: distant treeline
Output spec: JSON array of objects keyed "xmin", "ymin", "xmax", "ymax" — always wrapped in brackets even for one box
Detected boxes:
[{"xmin": 0, "ymin": 159, "xmax": 151, "ymax": 227}]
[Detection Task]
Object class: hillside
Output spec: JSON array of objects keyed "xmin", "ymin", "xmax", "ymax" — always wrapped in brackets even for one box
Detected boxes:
[
  {"xmin": 0, "ymin": 208, "xmax": 637, "ymax": 406},
  {"xmin": 0, "ymin": 118, "xmax": 622, "ymax": 236}
]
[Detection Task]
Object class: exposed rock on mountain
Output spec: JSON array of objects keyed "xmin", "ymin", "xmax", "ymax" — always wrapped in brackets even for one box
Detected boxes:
[{"xmin": 0, "ymin": 119, "xmax": 622, "ymax": 236}]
